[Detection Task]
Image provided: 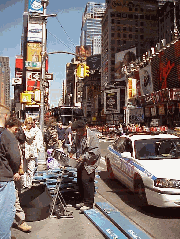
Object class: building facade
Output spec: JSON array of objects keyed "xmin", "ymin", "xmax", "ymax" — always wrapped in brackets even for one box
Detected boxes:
[
  {"xmin": 80, "ymin": 2, "xmax": 106, "ymax": 53},
  {"xmin": 0, "ymin": 57, "xmax": 10, "ymax": 108}
]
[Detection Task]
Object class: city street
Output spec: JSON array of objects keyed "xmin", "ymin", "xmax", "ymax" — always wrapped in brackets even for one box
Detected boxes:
[{"xmin": 11, "ymin": 138, "xmax": 180, "ymax": 239}]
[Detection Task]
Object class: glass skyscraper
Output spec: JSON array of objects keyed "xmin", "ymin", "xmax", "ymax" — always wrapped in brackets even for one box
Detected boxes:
[{"xmin": 80, "ymin": 2, "xmax": 106, "ymax": 55}]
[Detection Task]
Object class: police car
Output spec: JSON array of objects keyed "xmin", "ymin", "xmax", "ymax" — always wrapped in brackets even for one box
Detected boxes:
[{"xmin": 106, "ymin": 130, "xmax": 180, "ymax": 207}]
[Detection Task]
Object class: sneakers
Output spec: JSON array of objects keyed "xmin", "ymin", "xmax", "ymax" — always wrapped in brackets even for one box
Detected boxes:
[
  {"xmin": 17, "ymin": 222, "xmax": 32, "ymax": 232},
  {"xmin": 75, "ymin": 202, "xmax": 84, "ymax": 209},
  {"xmin": 79, "ymin": 205, "xmax": 93, "ymax": 214}
]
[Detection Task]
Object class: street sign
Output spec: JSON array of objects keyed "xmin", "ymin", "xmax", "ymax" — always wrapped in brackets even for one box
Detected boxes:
[
  {"xmin": 12, "ymin": 78, "xmax": 22, "ymax": 85},
  {"xmin": 45, "ymin": 73, "xmax": 53, "ymax": 80},
  {"xmin": 25, "ymin": 61, "xmax": 41, "ymax": 68}
]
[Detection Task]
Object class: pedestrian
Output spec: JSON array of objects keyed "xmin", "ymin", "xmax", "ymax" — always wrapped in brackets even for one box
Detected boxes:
[
  {"xmin": 70, "ymin": 120, "xmax": 101, "ymax": 213},
  {"xmin": 0, "ymin": 109, "xmax": 21, "ymax": 239},
  {"xmin": 64, "ymin": 121, "xmax": 72, "ymax": 154},
  {"xmin": 44, "ymin": 117, "xmax": 59, "ymax": 150},
  {"xmin": 6, "ymin": 116, "xmax": 32, "ymax": 232},
  {"xmin": 23, "ymin": 117, "xmax": 39, "ymax": 188},
  {"xmin": 56, "ymin": 121, "xmax": 65, "ymax": 148}
]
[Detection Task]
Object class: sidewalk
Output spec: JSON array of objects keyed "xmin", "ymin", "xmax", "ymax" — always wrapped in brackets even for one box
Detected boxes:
[{"xmin": 11, "ymin": 164, "xmax": 105, "ymax": 239}]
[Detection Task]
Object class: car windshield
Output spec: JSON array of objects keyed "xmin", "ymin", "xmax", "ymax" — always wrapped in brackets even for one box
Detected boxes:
[{"xmin": 135, "ymin": 138, "xmax": 180, "ymax": 160}]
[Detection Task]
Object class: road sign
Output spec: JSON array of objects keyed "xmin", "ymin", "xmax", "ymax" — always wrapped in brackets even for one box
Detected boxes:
[{"xmin": 45, "ymin": 73, "xmax": 53, "ymax": 80}]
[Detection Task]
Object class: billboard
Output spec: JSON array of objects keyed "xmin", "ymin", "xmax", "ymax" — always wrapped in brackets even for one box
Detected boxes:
[
  {"xmin": 27, "ymin": 43, "xmax": 41, "ymax": 70},
  {"xmin": 76, "ymin": 45, "xmax": 91, "ymax": 61},
  {"xmin": 28, "ymin": 23, "xmax": 42, "ymax": 42},
  {"xmin": 128, "ymin": 78, "xmax": 136, "ymax": 98},
  {"xmin": 115, "ymin": 47, "xmax": 136, "ymax": 81},
  {"xmin": 86, "ymin": 54, "xmax": 101, "ymax": 71},
  {"xmin": 139, "ymin": 64, "xmax": 153, "ymax": 95},
  {"xmin": 15, "ymin": 57, "xmax": 23, "ymax": 72},
  {"xmin": 151, "ymin": 39, "xmax": 180, "ymax": 91},
  {"xmin": 26, "ymin": 71, "xmax": 40, "ymax": 91},
  {"xmin": 28, "ymin": 0, "xmax": 43, "ymax": 13},
  {"xmin": 104, "ymin": 89, "xmax": 120, "ymax": 114}
]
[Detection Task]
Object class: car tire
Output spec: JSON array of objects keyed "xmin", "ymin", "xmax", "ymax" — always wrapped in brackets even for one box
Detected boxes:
[
  {"xmin": 135, "ymin": 179, "xmax": 148, "ymax": 206},
  {"xmin": 106, "ymin": 157, "xmax": 114, "ymax": 179}
]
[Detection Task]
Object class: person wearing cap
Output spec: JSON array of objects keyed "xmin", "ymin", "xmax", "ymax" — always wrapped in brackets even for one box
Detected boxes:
[{"xmin": 70, "ymin": 120, "xmax": 101, "ymax": 213}]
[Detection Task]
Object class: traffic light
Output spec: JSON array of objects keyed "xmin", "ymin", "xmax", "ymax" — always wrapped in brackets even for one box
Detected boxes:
[
  {"xmin": 76, "ymin": 64, "xmax": 84, "ymax": 78},
  {"xmin": 84, "ymin": 64, "xmax": 90, "ymax": 77}
]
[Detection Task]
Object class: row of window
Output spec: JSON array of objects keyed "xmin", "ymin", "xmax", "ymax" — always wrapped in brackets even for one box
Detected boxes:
[
  {"xmin": 110, "ymin": 12, "xmax": 157, "ymax": 21},
  {"xmin": 111, "ymin": 26, "xmax": 144, "ymax": 32},
  {"xmin": 111, "ymin": 33, "xmax": 144, "ymax": 40}
]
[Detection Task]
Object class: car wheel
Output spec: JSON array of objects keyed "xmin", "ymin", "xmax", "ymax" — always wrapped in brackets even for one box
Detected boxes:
[
  {"xmin": 106, "ymin": 157, "xmax": 114, "ymax": 179},
  {"xmin": 135, "ymin": 179, "xmax": 148, "ymax": 206}
]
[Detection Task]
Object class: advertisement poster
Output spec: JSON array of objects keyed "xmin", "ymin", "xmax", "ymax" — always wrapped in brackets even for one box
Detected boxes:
[
  {"xmin": 27, "ymin": 43, "xmax": 41, "ymax": 70},
  {"xmin": 76, "ymin": 46, "xmax": 91, "ymax": 61},
  {"xmin": 104, "ymin": 89, "xmax": 120, "ymax": 114},
  {"xmin": 139, "ymin": 64, "xmax": 153, "ymax": 95},
  {"xmin": 26, "ymin": 71, "xmax": 40, "ymax": 91},
  {"xmin": 28, "ymin": 0, "xmax": 43, "ymax": 13},
  {"xmin": 115, "ymin": 47, "xmax": 136, "ymax": 81},
  {"xmin": 28, "ymin": 23, "xmax": 42, "ymax": 42},
  {"xmin": 128, "ymin": 78, "xmax": 136, "ymax": 98}
]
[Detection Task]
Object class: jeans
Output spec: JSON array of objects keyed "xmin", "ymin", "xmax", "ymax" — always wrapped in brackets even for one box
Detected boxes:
[
  {"xmin": 0, "ymin": 181, "xmax": 16, "ymax": 239},
  {"xmin": 77, "ymin": 164, "xmax": 95, "ymax": 206}
]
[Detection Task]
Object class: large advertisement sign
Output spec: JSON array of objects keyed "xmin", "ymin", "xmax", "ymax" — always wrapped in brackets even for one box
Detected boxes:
[
  {"xmin": 28, "ymin": 0, "xmax": 43, "ymax": 13},
  {"xmin": 115, "ymin": 47, "xmax": 136, "ymax": 81},
  {"xmin": 104, "ymin": 89, "xmax": 120, "ymax": 114},
  {"xmin": 128, "ymin": 78, "xmax": 136, "ymax": 98},
  {"xmin": 28, "ymin": 23, "xmax": 42, "ymax": 42},
  {"xmin": 86, "ymin": 54, "xmax": 101, "ymax": 71},
  {"xmin": 27, "ymin": 43, "xmax": 41, "ymax": 70},
  {"xmin": 15, "ymin": 57, "xmax": 23, "ymax": 72},
  {"xmin": 26, "ymin": 71, "xmax": 40, "ymax": 91},
  {"xmin": 139, "ymin": 64, "xmax": 153, "ymax": 95},
  {"xmin": 76, "ymin": 46, "xmax": 91, "ymax": 61},
  {"xmin": 151, "ymin": 39, "xmax": 180, "ymax": 91}
]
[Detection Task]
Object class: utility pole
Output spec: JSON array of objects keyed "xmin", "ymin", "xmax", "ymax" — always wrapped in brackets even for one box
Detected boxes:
[{"xmin": 38, "ymin": 0, "xmax": 56, "ymax": 164}]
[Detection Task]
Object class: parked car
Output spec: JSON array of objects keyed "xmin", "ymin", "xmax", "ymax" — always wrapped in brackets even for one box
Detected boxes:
[{"xmin": 106, "ymin": 132, "xmax": 180, "ymax": 207}]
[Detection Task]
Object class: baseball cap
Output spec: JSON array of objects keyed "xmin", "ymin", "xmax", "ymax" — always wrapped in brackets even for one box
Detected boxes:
[{"xmin": 71, "ymin": 120, "xmax": 86, "ymax": 131}]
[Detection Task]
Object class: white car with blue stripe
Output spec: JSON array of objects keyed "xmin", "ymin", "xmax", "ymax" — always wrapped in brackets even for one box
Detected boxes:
[{"xmin": 106, "ymin": 133, "xmax": 180, "ymax": 207}]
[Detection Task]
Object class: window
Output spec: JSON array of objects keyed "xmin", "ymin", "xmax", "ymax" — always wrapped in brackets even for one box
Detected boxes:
[
  {"xmin": 111, "ymin": 26, "xmax": 115, "ymax": 31},
  {"xmin": 134, "ymin": 14, "xmax": 138, "ymax": 19},
  {"xmin": 135, "ymin": 28, "xmax": 138, "ymax": 32},
  {"xmin": 135, "ymin": 35, "xmax": 138, "ymax": 39},
  {"xmin": 117, "ymin": 40, "xmax": 121, "ymax": 44},
  {"xmin": 111, "ymin": 19, "xmax": 115, "ymax": 24},
  {"xmin": 122, "ymin": 13, "xmax": 127, "ymax": 18},
  {"xmin": 140, "ymin": 22, "xmax": 144, "ymax": 26},
  {"xmin": 129, "ymin": 27, "xmax": 132, "ymax": 32},
  {"xmin": 128, "ymin": 14, "xmax": 133, "ymax": 19},
  {"xmin": 123, "ymin": 27, "xmax": 126, "ymax": 31},
  {"xmin": 123, "ymin": 33, "xmax": 127, "ymax": 38},
  {"xmin": 116, "ymin": 13, "xmax": 121, "ymax": 18},
  {"xmin": 111, "ymin": 12, "xmax": 115, "ymax": 17},
  {"xmin": 140, "ymin": 35, "xmax": 144, "ymax": 40},
  {"xmin": 117, "ymin": 26, "xmax": 121, "ymax": 31},
  {"xmin": 140, "ymin": 15, "xmax": 144, "ymax": 20},
  {"xmin": 123, "ymin": 40, "xmax": 126, "ymax": 44},
  {"xmin": 117, "ymin": 32, "xmax": 121, "ymax": 37},
  {"xmin": 117, "ymin": 19, "xmax": 121, "ymax": 24},
  {"xmin": 111, "ymin": 33, "xmax": 115, "ymax": 37},
  {"xmin": 129, "ymin": 34, "xmax": 132, "ymax": 39}
]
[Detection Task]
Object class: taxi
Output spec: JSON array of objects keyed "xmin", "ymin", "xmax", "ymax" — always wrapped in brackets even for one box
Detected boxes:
[{"xmin": 106, "ymin": 130, "xmax": 180, "ymax": 207}]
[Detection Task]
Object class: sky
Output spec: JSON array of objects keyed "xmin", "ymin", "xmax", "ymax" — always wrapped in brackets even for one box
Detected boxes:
[{"xmin": 0, "ymin": 0, "xmax": 105, "ymax": 107}]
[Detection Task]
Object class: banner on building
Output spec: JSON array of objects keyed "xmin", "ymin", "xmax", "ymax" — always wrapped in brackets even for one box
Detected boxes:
[
  {"xmin": 75, "ymin": 46, "xmax": 91, "ymax": 61},
  {"xmin": 128, "ymin": 78, "xmax": 136, "ymax": 98},
  {"xmin": 26, "ymin": 71, "xmax": 40, "ymax": 91},
  {"xmin": 86, "ymin": 55, "xmax": 101, "ymax": 71},
  {"xmin": 115, "ymin": 47, "xmax": 136, "ymax": 81},
  {"xmin": 28, "ymin": 0, "xmax": 43, "ymax": 13},
  {"xmin": 139, "ymin": 64, "xmax": 153, "ymax": 96},
  {"xmin": 27, "ymin": 43, "xmax": 41, "ymax": 70},
  {"xmin": 15, "ymin": 56, "xmax": 23, "ymax": 72},
  {"xmin": 28, "ymin": 23, "xmax": 42, "ymax": 42},
  {"xmin": 104, "ymin": 89, "xmax": 120, "ymax": 114}
]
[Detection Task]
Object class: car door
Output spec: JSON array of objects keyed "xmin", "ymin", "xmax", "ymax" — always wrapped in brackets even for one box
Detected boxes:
[{"xmin": 118, "ymin": 138, "xmax": 134, "ymax": 189}]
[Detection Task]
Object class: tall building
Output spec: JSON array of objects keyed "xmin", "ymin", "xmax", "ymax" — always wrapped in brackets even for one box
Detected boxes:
[
  {"xmin": 101, "ymin": 0, "xmax": 159, "ymax": 91},
  {"xmin": 80, "ymin": 2, "xmax": 106, "ymax": 54},
  {"xmin": 0, "ymin": 57, "xmax": 10, "ymax": 108}
]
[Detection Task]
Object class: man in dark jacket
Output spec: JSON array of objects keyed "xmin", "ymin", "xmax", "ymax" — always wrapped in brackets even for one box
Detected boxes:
[
  {"xmin": 0, "ymin": 110, "xmax": 21, "ymax": 238},
  {"xmin": 70, "ymin": 120, "xmax": 101, "ymax": 213}
]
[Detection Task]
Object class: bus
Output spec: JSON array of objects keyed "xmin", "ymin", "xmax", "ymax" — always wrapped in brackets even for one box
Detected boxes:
[{"xmin": 51, "ymin": 106, "xmax": 84, "ymax": 125}]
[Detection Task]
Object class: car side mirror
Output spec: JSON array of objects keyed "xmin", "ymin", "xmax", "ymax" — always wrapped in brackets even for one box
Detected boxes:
[{"xmin": 121, "ymin": 152, "xmax": 131, "ymax": 158}]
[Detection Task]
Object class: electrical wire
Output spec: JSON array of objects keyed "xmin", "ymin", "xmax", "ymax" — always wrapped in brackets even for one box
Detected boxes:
[
  {"xmin": 48, "ymin": 30, "xmax": 75, "ymax": 54},
  {"xmin": 55, "ymin": 15, "xmax": 77, "ymax": 49}
]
